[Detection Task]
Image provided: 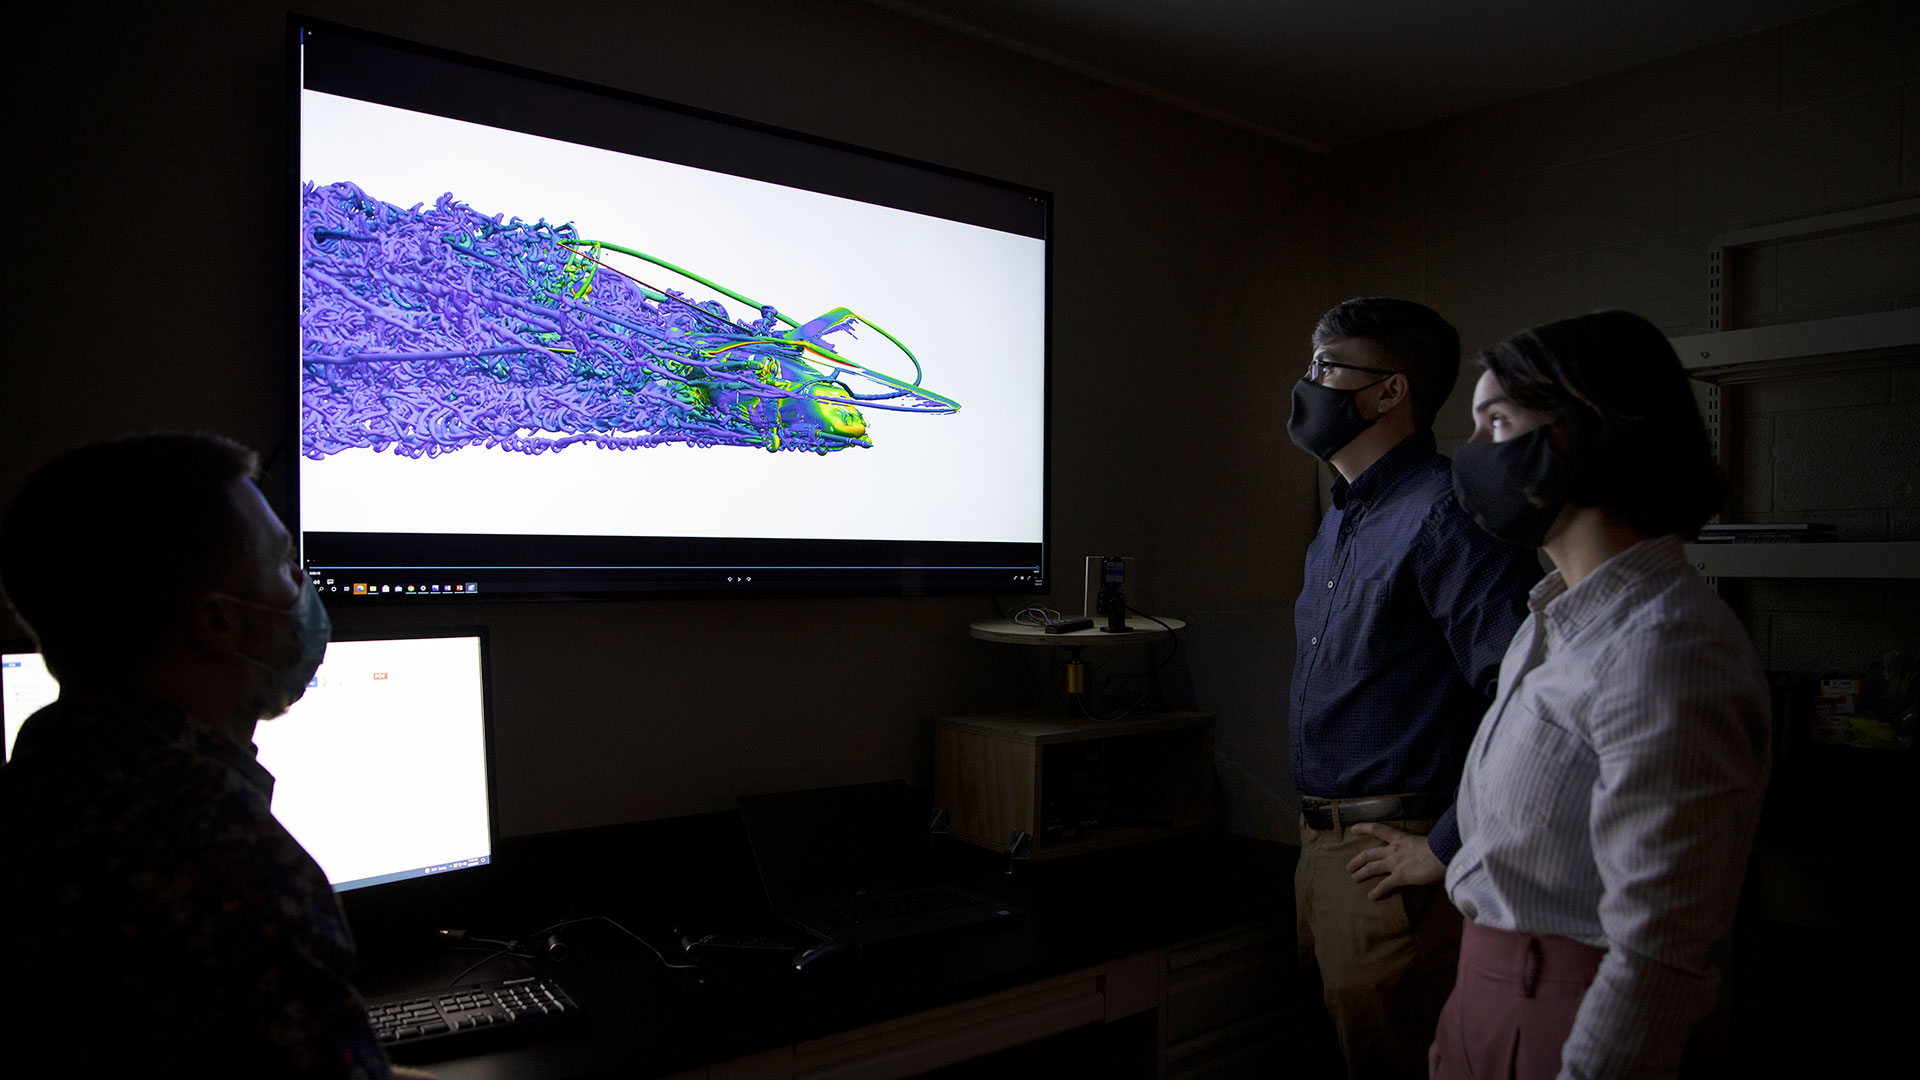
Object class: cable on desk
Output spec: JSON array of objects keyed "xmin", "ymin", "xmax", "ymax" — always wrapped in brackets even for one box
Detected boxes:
[
  {"xmin": 438, "ymin": 915, "xmax": 702, "ymax": 984},
  {"xmin": 1126, "ymin": 607, "xmax": 1181, "ymax": 670},
  {"xmin": 446, "ymin": 946, "xmax": 526, "ymax": 988},
  {"xmin": 532, "ymin": 915, "xmax": 703, "ymax": 972},
  {"xmin": 1079, "ymin": 608, "xmax": 1183, "ymax": 719},
  {"xmin": 1098, "ymin": 609, "xmax": 1180, "ymax": 688},
  {"xmin": 437, "ymin": 929, "xmax": 538, "ymax": 987},
  {"xmin": 1007, "ymin": 604, "xmax": 1069, "ymax": 627}
]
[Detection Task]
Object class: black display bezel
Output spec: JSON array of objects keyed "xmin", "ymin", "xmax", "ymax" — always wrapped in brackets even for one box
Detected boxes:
[{"xmin": 288, "ymin": 15, "xmax": 1052, "ymax": 605}]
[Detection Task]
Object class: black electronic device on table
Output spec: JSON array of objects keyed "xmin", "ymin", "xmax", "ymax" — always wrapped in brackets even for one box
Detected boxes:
[
  {"xmin": 367, "ymin": 975, "xmax": 581, "ymax": 1063},
  {"xmin": 738, "ymin": 780, "xmax": 1019, "ymax": 947},
  {"xmin": 680, "ymin": 928, "xmax": 812, "ymax": 960},
  {"xmin": 1097, "ymin": 555, "xmax": 1133, "ymax": 633},
  {"xmin": 792, "ymin": 940, "xmax": 862, "ymax": 973}
]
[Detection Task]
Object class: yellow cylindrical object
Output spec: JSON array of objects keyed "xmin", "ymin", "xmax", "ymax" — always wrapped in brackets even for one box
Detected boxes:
[{"xmin": 1064, "ymin": 658, "xmax": 1089, "ymax": 695}]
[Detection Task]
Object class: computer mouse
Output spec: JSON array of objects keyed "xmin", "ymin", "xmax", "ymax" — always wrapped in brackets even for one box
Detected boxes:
[{"xmin": 791, "ymin": 940, "xmax": 859, "ymax": 973}]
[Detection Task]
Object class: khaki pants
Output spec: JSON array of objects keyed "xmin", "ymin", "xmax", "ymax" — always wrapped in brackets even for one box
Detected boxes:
[{"xmin": 1296, "ymin": 814, "xmax": 1463, "ymax": 1080}]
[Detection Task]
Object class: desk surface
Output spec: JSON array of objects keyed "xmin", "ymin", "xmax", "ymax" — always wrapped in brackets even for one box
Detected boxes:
[
  {"xmin": 351, "ymin": 824, "xmax": 1291, "ymax": 1079},
  {"xmin": 969, "ymin": 616, "xmax": 1185, "ymax": 645}
]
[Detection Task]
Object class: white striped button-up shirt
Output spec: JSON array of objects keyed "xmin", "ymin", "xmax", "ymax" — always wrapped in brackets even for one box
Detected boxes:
[{"xmin": 1445, "ymin": 535, "xmax": 1771, "ymax": 1080}]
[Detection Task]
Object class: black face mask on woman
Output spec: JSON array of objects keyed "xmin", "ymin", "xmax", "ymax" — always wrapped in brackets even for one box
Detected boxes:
[
  {"xmin": 1286, "ymin": 376, "xmax": 1390, "ymax": 461},
  {"xmin": 1450, "ymin": 426, "xmax": 1568, "ymax": 548}
]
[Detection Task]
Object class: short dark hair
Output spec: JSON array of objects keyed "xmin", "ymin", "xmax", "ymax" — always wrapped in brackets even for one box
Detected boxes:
[
  {"xmin": 1477, "ymin": 310, "xmax": 1724, "ymax": 539},
  {"xmin": 1, "ymin": 433, "xmax": 261, "ymax": 682},
  {"xmin": 1313, "ymin": 297, "xmax": 1462, "ymax": 429}
]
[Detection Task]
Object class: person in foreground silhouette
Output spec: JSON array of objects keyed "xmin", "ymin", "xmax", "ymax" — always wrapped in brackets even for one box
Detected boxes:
[{"xmin": 0, "ymin": 432, "xmax": 434, "ymax": 1079}]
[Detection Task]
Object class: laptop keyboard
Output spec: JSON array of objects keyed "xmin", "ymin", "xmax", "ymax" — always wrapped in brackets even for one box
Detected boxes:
[{"xmin": 799, "ymin": 885, "xmax": 982, "ymax": 933}]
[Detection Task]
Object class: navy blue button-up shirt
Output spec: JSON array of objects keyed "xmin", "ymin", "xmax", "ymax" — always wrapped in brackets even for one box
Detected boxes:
[{"xmin": 1290, "ymin": 430, "xmax": 1541, "ymax": 861}]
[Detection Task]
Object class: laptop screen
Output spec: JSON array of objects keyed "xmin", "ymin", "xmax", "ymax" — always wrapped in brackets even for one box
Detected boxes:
[{"xmin": 2, "ymin": 630, "xmax": 494, "ymax": 893}]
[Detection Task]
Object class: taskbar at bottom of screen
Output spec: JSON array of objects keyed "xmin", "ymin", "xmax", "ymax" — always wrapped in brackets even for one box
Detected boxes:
[{"xmin": 307, "ymin": 568, "xmax": 1046, "ymax": 599}]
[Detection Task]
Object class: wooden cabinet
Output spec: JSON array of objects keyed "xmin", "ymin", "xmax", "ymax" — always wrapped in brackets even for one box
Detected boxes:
[
  {"xmin": 685, "ymin": 918, "xmax": 1296, "ymax": 1080},
  {"xmin": 933, "ymin": 711, "xmax": 1216, "ymax": 860},
  {"xmin": 1163, "ymin": 922, "xmax": 1298, "ymax": 1079}
]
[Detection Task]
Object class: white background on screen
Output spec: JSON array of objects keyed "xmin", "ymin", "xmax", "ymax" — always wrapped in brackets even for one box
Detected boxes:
[{"xmin": 300, "ymin": 91, "xmax": 1046, "ymax": 544}]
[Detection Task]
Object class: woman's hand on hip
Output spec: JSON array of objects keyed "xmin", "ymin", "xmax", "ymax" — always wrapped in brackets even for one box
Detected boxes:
[{"xmin": 1346, "ymin": 822, "xmax": 1445, "ymax": 900}]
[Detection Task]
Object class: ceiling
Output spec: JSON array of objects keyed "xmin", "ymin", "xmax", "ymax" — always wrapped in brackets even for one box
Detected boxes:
[{"xmin": 860, "ymin": 0, "xmax": 1858, "ymax": 150}]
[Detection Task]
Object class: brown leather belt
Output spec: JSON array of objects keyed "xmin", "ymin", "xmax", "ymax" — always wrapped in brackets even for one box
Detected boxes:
[{"xmin": 1300, "ymin": 792, "xmax": 1446, "ymax": 831}]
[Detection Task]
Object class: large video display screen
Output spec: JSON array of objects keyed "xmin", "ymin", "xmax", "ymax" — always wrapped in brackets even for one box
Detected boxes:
[{"xmin": 295, "ymin": 20, "xmax": 1050, "ymax": 600}]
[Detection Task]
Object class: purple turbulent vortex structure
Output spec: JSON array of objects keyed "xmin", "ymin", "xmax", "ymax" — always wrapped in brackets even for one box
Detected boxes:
[{"xmin": 300, "ymin": 182, "xmax": 960, "ymax": 459}]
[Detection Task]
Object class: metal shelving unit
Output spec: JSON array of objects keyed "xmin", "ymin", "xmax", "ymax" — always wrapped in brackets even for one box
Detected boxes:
[
  {"xmin": 1670, "ymin": 307, "xmax": 1920, "ymax": 381},
  {"xmin": 1681, "ymin": 541, "xmax": 1920, "ymax": 580},
  {"xmin": 1670, "ymin": 198, "xmax": 1920, "ymax": 583}
]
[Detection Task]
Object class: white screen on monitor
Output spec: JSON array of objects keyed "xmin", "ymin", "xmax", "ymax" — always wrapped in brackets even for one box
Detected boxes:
[
  {"xmin": 2, "ymin": 653, "xmax": 59, "ymax": 758},
  {"xmin": 2, "ymin": 635, "xmax": 492, "ymax": 893}
]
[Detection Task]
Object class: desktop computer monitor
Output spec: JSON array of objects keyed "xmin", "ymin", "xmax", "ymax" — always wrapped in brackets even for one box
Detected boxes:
[{"xmin": 2, "ymin": 628, "xmax": 496, "ymax": 895}]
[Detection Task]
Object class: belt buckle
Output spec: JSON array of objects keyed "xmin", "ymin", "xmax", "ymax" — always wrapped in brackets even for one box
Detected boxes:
[{"xmin": 1300, "ymin": 798, "xmax": 1333, "ymax": 833}]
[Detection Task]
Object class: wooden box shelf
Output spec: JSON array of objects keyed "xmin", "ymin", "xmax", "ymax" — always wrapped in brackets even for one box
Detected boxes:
[{"xmin": 934, "ymin": 711, "xmax": 1216, "ymax": 860}]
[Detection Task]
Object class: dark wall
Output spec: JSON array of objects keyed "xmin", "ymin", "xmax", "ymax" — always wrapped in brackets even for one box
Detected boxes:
[
  {"xmin": 2, "ymin": 0, "xmax": 1328, "ymax": 834},
  {"xmin": 1325, "ymin": 0, "xmax": 1920, "ymax": 674}
]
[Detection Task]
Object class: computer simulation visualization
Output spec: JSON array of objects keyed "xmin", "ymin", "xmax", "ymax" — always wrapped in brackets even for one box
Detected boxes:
[{"xmin": 300, "ymin": 182, "xmax": 961, "ymax": 460}]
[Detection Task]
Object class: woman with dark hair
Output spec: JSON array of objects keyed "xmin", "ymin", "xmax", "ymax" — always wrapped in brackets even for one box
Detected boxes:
[{"xmin": 1429, "ymin": 310, "xmax": 1771, "ymax": 1079}]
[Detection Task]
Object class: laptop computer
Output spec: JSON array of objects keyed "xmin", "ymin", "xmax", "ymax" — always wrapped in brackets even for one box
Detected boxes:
[{"xmin": 738, "ymin": 780, "xmax": 1018, "ymax": 947}]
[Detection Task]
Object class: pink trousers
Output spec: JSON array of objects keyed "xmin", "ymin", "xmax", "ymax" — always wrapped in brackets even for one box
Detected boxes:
[{"xmin": 1431, "ymin": 919, "xmax": 1604, "ymax": 1080}]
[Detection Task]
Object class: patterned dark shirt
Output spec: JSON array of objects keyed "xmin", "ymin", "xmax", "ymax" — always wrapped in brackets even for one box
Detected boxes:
[
  {"xmin": 1290, "ymin": 430, "xmax": 1542, "ymax": 861},
  {"xmin": 0, "ymin": 691, "xmax": 392, "ymax": 1078}
]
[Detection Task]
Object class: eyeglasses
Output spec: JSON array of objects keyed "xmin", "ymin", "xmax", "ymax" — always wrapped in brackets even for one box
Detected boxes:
[{"xmin": 1305, "ymin": 356, "xmax": 1399, "ymax": 384}]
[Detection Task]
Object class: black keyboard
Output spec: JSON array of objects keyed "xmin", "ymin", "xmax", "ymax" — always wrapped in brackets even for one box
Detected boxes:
[
  {"xmin": 799, "ymin": 885, "xmax": 978, "ymax": 932},
  {"xmin": 365, "ymin": 975, "xmax": 580, "ymax": 1062}
]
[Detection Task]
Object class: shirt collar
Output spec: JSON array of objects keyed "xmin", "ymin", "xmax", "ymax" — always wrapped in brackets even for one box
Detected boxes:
[
  {"xmin": 185, "ymin": 717, "xmax": 276, "ymax": 800},
  {"xmin": 1330, "ymin": 429, "xmax": 1437, "ymax": 511},
  {"xmin": 1530, "ymin": 534, "xmax": 1686, "ymax": 637},
  {"xmin": 54, "ymin": 688, "xmax": 276, "ymax": 799}
]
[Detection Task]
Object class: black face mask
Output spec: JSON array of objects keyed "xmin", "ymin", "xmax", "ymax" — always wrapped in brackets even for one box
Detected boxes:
[
  {"xmin": 1450, "ymin": 426, "xmax": 1568, "ymax": 548},
  {"xmin": 1287, "ymin": 376, "xmax": 1389, "ymax": 461}
]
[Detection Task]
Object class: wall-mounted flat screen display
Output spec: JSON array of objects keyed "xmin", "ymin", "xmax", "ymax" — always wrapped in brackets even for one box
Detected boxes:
[{"xmin": 294, "ymin": 17, "xmax": 1050, "ymax": 601}]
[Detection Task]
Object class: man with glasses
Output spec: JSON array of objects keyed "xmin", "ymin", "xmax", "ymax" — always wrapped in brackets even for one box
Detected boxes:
[{"xmin": 1285, "ymin": 298, "xmax": 1540, "ymax": 1078}]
